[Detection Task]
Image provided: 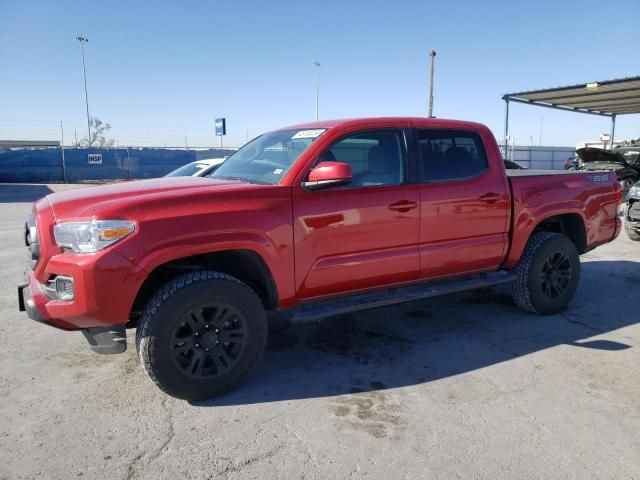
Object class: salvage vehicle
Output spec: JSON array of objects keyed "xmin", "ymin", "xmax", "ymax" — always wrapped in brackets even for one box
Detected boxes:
[
  {"xmin": 624, "ymin": 180, "xmax": 640, "ymax": 241},
  {"xmin": 563, "ymin": 155, "xmax": 579, "ymax": 170},
  {"xmin": 575, "ymin": 146, "xmax": 640, "ymax": 193},
  {"xmin": 18, "ymin": 117, "xmax": 622, "ymax": 400},
  {"xmin": 165, "ymin": 157, "xmax": 226, "ymax": 177}
]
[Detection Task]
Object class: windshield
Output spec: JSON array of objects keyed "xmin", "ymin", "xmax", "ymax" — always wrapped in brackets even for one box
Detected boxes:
[
  {"xmin": 210, "ymin": 128, "xmax": 327, "ymax": 185},
  {"xmin": 165, "ymin": 162, "xmax": 209, "ymax": 177}
]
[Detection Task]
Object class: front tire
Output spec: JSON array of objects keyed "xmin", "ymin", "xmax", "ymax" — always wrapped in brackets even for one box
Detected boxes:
[
  {"xmin": 136, "ymin": 271, "xmax": 267, "ymax": 401},
  {"xmin": 511, "ymin": 232, "xmax": 580, "ymax": 315},
  {"xmin": 625, "ymin": 221, "xmax": 640, "ymax": 241}
]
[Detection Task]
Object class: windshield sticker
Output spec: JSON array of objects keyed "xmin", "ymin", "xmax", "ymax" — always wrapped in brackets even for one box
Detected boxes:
[
  {"xmin": 273, "ymin": 168, "xmax": 284, "ymax": 175},
  {"xmin": 292, "ymin": 129, "xmax": 326, "ymax": 139}
]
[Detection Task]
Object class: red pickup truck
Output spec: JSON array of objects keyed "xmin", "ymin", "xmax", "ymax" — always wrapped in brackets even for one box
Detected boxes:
[{"xmin": 18, "ymin": 118, "xmax": 622, "ymax": 400}]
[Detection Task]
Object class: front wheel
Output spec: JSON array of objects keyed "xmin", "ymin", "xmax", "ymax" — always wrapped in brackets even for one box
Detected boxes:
[
  {"xmin": 511, "ymin": 232, "xmax": 580, "ymax": 315},
  {"xmin": 136, "ymin": 271, "xmax": 268, "ymax": 401}
]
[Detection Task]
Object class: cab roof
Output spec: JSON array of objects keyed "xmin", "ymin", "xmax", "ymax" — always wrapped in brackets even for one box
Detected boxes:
[{"xmin": 279, "ymin": 117, "xmax": 487, "ymax": 132}]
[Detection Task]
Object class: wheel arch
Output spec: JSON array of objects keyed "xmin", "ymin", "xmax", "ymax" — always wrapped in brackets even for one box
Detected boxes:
[
  {"xmin": 504, "ymin": 211, "xmax": 587, "ymax": 269},
  {"xmin": 129, "ymin": 249, "xmax": 279, "ymax": 323},
  {"xmin": 532, "ymin": 213, "xmax": 587, "ymax": 253}
]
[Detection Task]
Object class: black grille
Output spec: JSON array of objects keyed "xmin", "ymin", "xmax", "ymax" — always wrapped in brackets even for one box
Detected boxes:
[{"xmin": 25, "ymin": 214, "xmax": 40, "ymax": 269}]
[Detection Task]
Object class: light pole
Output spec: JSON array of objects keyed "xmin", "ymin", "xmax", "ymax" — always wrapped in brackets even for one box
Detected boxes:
[
  {"xmin": 313, "ymin": 60, "xmax": 321, "ymax": 121},
  {"xmin": 428, "ymin": 50, "xmax": 436, "ymax": 118},
  {"xmin": 75, "ymin": 35, "xmax": 91, "ymax": 145}
]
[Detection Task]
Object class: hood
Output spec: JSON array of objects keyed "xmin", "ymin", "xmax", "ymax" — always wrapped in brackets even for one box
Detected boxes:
[
  {"xmin": 576, "ymin": 148, "xmax": 628, "ymax": 166},
  {"xmin": 45, "ymin": 176, "xmax": 261, "ymax": 220}
]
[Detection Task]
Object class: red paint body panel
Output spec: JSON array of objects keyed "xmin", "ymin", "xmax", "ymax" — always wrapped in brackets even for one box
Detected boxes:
[
  {"xmin": 412, "ymin": 121, "xmax": 511, "ymax": 279},
  {"xmin": 504, "ymin": 171, "xmax": 620, "ymax": 268},
  {"xmin": 21, "ymin": 117, "xmax": 621, "ymax": 330},
  {"xmin": 292, "ymin": 184, "xmax": 421, "ymax": 299}
]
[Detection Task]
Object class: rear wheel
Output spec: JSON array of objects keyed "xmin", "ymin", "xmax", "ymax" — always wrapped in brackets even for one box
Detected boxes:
[
  {"xmin": 511, "ymin": 232, "xmax": 580, "ymax": 315},
  {"xmin": 625, "ymin": 221, "xmax": 640, "ymax": 241},
  {"xmin": 136, "ymin": 271, "xmax": 267, "ymax": 401}
]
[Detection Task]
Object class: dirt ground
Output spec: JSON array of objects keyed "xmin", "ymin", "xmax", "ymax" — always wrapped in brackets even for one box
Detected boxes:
[{"xmin": 1, "ymin": 183, "xmax": 639, "ymax": 479}]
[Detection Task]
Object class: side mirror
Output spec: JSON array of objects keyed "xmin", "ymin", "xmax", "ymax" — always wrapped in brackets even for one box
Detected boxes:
[{"xmin": 302, "ymin": 161, "xmax": 352, "ymax": 191}]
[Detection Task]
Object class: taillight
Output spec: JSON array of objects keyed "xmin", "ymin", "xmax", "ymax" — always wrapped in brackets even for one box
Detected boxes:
[{"xmin": 613, "ymin": 181, "xmax": 623, "ymax": 204}]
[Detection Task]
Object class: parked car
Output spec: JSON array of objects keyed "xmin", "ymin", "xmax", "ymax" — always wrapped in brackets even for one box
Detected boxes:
[
  {"xmin": 18, "ymin": 117, "xmax": 623, "ymax": 400},
  {"xmin": 624, "ymin": 180, "xmax": 640, "ymax": 241},
  {"xmin": 504, "ymin": 159, "xmax": 524, "ymax": 169},
  {"xmin": 165, "ymin": 157, "xmax": 226, "ymax": 177},
  {"xmin": 564, "ymin": 155, "xmax": 579, "ymax": 170},
  {"xmin": 575, "ymin": 146, "xmax": 640, "ymax": 193}
]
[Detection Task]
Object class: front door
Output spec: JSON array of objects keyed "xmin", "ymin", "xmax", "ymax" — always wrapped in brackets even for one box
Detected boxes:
[{"xmin": 292, "ymin": 128, "xmax": 420, "ymax": 300}]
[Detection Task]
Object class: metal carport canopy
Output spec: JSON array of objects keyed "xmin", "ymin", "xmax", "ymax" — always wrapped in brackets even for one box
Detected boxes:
[{"xmin": 502, "ymin": 75, "xmax": 640, "ymax": 149}]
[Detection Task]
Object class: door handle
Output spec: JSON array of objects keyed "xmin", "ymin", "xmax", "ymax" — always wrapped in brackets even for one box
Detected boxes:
[
  {"xmin": 389, "ymin": 200, "xmax": 418, "ymax": 212},
  {"xmin": 479, "ymin": 193, "xmax": 502, "ymax": 203}
]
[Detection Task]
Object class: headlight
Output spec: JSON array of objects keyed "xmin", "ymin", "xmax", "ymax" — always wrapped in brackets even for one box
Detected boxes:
[
  {"xmin": 629, "ymin": 186, "xmax": 639, "ymax": 197},
  {"xmin": 53, "ymin": 219, "xmax": 135, "ymax": 253}
]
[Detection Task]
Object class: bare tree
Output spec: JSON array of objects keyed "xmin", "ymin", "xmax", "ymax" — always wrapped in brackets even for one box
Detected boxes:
[{"xmin": 83, "ymin": 116, "xmax": 115, "ymax": 147}]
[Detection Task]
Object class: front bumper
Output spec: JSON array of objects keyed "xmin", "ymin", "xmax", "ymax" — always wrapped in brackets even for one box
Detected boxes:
[
  {"xmin": 18, "ymin": 280, "xmax": 46, "ymax": 325},
  {"xmin": 18, "ymin": 274, "xmax": 128, "ymax": 354}
]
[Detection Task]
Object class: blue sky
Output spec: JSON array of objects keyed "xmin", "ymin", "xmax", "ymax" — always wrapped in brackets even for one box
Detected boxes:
[{"xmin": 0, "ymin": 0, "xmax": 638, "ymax": 147}]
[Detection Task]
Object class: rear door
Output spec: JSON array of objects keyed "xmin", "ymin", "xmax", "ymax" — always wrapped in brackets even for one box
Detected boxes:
[
  {"xmin": 292, "ymin": 128, "xmax": 420, "ymax": 299},
  {"xmin": 415, "ymin": 128, "xmax": 509, "ymax": 279}
]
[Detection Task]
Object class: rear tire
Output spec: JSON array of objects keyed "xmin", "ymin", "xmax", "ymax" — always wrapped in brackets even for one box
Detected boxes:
[
  {"xmin": 136, "ymin": 271, "xmax": 267, "ymax": 401},
  {"xmin": 511, "ymin": 232, "xmax": 580, "ymax": 315},
  {"xmin": 625, "ymin": 221, "xmax": 640, "ymax": 241}
]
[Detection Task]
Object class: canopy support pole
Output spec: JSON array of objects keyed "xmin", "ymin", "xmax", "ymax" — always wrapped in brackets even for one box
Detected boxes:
[
  {"xmin": 503, "ymin": 98, "xmax": 509, "ymax": 157},
  {"xmin": 610, "ymin": 114, "xmax": 616, "ymax": 150}
]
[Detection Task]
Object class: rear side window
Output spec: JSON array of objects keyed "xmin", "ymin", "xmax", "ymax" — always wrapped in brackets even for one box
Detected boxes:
[{"xmin": 418, "ymin": 130, "xmax": 488, "ymax": 182}]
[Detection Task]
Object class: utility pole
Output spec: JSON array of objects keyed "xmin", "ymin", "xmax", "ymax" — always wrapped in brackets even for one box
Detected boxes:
[
  {"xmin": 313, "ymin": 60, "xmax": 321, "ymax": 121},
  {"xmin": 75, "ymin": 35, "xmax": 91, "ymax": 145},
  {"xmin": 428, "ymin": 50, "xmax": 436, "ymax": 118}
]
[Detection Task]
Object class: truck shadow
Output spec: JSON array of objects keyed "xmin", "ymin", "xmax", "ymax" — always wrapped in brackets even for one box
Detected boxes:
[
  {"xmin": 193, "ymin": 260, "xmax": 639, "ymax": 407},
  {"xmin": 0, "ymin": 184, "xmax": 54, "ymax": 203}
]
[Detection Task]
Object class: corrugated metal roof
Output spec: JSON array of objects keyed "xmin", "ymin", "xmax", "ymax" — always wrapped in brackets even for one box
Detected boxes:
[{"xmin": 503, "ymin": 76, "xmax": 640, "ymax": 116}]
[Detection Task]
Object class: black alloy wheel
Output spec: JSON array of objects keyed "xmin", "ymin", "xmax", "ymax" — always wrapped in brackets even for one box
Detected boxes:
[
  {"xmin": 170, "ymin": 304, "xmax": 246, "ymax": 379},
  {"xmin": 539, "ymin": 251, "xmax": 572, "ymax": 300}
]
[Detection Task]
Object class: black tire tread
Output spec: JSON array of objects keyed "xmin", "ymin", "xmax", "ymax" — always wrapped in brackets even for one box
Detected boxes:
[
  {"xmin": 511, "ymin": 231, "xmax": 565, "ymax": 314},
  {"xmin": 136, "ymin": 270, "xmax": 266, "ymax": 400}
]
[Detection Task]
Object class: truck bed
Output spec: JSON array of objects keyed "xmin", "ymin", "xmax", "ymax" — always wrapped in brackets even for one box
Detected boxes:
[{"xmin": 504, "ymin": 168, "xmax": 620, "ymax": 268}]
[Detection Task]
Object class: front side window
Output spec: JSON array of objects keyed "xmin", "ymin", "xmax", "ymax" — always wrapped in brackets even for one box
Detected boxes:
[
  {"xmin": 211, "ymin": 128, "xmax": 327, "ymax": 185},
  {"xmin": 317, "ymin": 129, "xmax": 405, "ymax": 187},
  {"xmin": 418, "ymin": 130, "xmax": 488, "ymax": 182}
]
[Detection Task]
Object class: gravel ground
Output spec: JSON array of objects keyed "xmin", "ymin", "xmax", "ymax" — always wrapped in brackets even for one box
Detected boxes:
[{"xmin": 1, "ymin": 183, "xmax": 639, "ymax": 480}]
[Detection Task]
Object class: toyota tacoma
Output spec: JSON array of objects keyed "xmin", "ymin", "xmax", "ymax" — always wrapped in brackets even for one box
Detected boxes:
[{"xmin": 18, "ymin": 118, "xmax": 622, "ymax": 400}]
